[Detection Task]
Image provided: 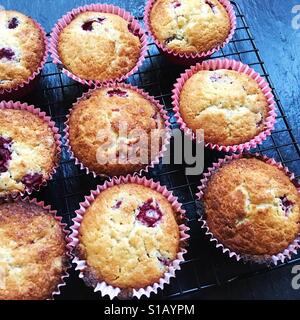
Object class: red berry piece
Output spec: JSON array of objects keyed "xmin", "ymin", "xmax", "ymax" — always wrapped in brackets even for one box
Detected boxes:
[
  {"xmin": 21, "ymin": 173, "xmax": 43, "ymax": 190},
  {"xmin": 172, "ymin": 1, "xmax": 181, "ymax": 8},
  {"xmin": 82, "ymin": 17, "xmax": 106, "ymax": 31},
  {"xmin": 158, "ymin": 256, "xmax": 171, "ymax": 266},
  {"xmin": 205, "ymin": 0, "xmax": 217, "ymax": 14},
  {"xmin": 0, "ymin": 137, "xmax": 12, "ymax": 173},
  {"xmin": 112, "ymin": 199, "xmax": 123, "ymax": 209},
  {"xmin": 107, "ymin": 89, "xmax": 128, "ymax": 97},
  {"xmin": 279, "ymin": 196, "xmax": 294, "ymax": 217},
  {"xmin": 0, "ymin": 48, "xmax": 15, "ymax": 60},
  {"xmin": 136, "ymin": 198, "xmax": 163, "ymax": 227}
]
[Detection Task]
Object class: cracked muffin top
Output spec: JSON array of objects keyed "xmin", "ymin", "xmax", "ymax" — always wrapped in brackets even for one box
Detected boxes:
[
  {"xmin": 179, "ymin": 69, "xmax": 269, "ymax": 146},
  {"xmin": 76, "ymin": 183, "xmax": 181, "ymax": 290},
  {"xmin": 203, "ymin": 157, "xmax": 300, "ymax": 257},
  {"xmin": 149, "ymin": 0, "xmax": 231, "ymax": 54},
  {"xmin": 0, "ymin": 108, "xmax": 58, "ymax": 198},
  {"xmin": 0, "ymin": 200, "xmax": 67, "ymax": 300},
  {"xmin": 57, "ymin": 11, "xmax": 142, "ymax": 81},
  {"xmin": 68, "ymin": 86, "xmax": 166, "ymax": 177},
  {"xmin": 0, "ymin": 10, "xmax": 45, "ymax": 91}
]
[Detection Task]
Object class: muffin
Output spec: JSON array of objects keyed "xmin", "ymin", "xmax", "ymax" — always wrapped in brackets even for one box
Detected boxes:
[
  {"xmin": 67, "ymin": 85, "xmax": 167, "ymax": 177},
  {"xmin": 0, "ymin": 200, "xmax": 68, "ymax": 300},
  {"xmin": 148, "ymin": 0, "xmax": 231, "ymax": 55},
  {"xmin": 56, "ymin": 10, "xmax": 142, "ymax": 82},
  {"xmin": 202, "ymin": 157, "xmax": 300, "ymax": 259},
  {"xmin": 0, "ymin": 106, "xmax": 59, "ymax": 197},
  {"xmin": 75, "ymin": 182, "xmax": 181, "ymax": 293},
  {"xmin": 0, "ymin": 10, "xmax": 46, "ymax": 93},
  {"xmin": 179, "ymin": 69, "xmax": 269, "ymax": 146}
]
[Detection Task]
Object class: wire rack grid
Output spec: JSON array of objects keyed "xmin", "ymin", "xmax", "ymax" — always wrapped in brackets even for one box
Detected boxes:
[{"xmin": 18, "ymin": 1, "xmax": 300, "ymax": 299}]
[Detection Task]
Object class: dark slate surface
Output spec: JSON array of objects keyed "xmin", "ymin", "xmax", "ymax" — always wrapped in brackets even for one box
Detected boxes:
[{"xmin": 1, "ymin": 0, "xmax": 300, "ymax": 300}]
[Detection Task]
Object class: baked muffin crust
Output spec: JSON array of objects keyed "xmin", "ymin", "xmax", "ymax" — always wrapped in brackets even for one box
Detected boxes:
[
  {"xmin": 149, "ymin": 0, "xmax": 231, "ymax": 54},
  {"xmin": 58, "ymin": 11, "xmax": 141, "ymax": 81},
  {"xmin": 0, "ymin": 201, "xmax": 67, "ymax": 300},
  {"xmin": 203, "ymin": 157, "xmax": 300, "ymax": 257},
  {"xmin": 0, "ymin": 10, "xmax": 45, "ymax": 91},
  {"xmin": 68, "ymin": 86, "xmax": 166, "ymax": 176},
  {"xmin": 179, "ymin": 69, "xmax": 269, "ymax": 145},
  {"xmin": 0, "ymin": 108, "xmax": 58, "ymax": 197},
  {"xmin": 77, "ymin": 183, "xmax": 180, "ymax": 289}
]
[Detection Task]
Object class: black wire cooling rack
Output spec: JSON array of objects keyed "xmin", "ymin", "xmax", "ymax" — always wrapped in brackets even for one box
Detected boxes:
[{"xmin": 18, "ymin": 1, "xmax": 300, "ymax": 300}]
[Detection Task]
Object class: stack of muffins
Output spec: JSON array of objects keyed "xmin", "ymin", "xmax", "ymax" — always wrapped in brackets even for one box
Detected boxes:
[{"xmin": 0, "ymin": 0, "xmax": 299, "ymax": 301}]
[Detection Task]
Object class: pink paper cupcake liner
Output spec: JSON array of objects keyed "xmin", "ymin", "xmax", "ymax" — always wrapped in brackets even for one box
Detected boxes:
[
  {"xmin": 0, "ymin": 20, "xmax": 48, "ymax": 100},
  {"xmin": 144, "ymin": 0, "xmax": 236, "ymax": 66},
  {"xmin": 0, "ymin": 101, "xmax": 61, "ymax": 198},
  {"xmin": 172, "ymin": 58, "xmax": 277, "ymax": 153},
  {"xmin": 69, "ymin": 174, "xmax": 190, "ymax": 299},
  {"xmin": 1, "ymin": 196, "xmax": 72, "ymax": 300},
  {"xmin": 64, "ymin": 83, "xmax": 171, "ymax": 179},
  {"xmin": 49, "ymin": 4, "xmax": 148, "ymax": 86},
  {"xmin": 196, "ymin": 153, "xmax": 300, "ymax": 265}
]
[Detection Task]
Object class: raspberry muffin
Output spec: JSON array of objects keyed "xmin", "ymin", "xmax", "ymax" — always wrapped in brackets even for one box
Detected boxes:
[
  {"xmin": 202, "ymin": 157, "xmax": 300, "ymax": 259},
  {"xmin": 0, "ymin": 10, "xmax": 46, "ymax": 93},
  {"xmin": 0, "ymin": 200, "xmax": 68, "ymax": 300},
  {"xmin": 67, "ymin": 85, "xmax": 167, "ymax": 177},
  {"xmin": 0, "ymin": 106, "xmax": 59, "ymax": 197},
  {"xmin": 75, "ymin": 182, "xmax": 181, "ymax": 294},
  {"xmin": 56, "ymin": 10, "xmax": 142, "ymax": 82},
  {"xmin": 148, "ymin": 0, "xmax": 231, "ymax": 54},
  {"xmin": 179, "ymin": 69, "xmax": 269, "ymax": 146}
]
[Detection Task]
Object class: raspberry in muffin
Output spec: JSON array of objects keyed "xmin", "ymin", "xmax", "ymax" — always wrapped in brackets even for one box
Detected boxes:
[
  {"xmin": 75, "ymin": 183, "xmax": 181, "ymax": 292},
  {"xmin": 67, "ymin": 85, "xmax": 166, "ymax": 177},
  {"xmin": 0, "ymin": 106, "xmax": 59, "ymax": 197},
  {"xmin": 57, "ymin": 10, "xmax": 142, "ymax": 82},
  {"xmin": 148, "ymin": 0, "xmax": 231, "ymax": 54},
  {"xmin": 0, "ymin": 10, "xmax": 46, "ymax": 92},
  {"xmin": 202, "ymin": 157, "xmax": 300, "ymax": 258},
  {"xmin": 179, "ymin": 69, "xmax": 269, "ymax": 146},
  {"xmin": 0, "ymin": 200, "xmax": 68, "ymax": 300}
]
